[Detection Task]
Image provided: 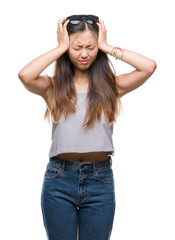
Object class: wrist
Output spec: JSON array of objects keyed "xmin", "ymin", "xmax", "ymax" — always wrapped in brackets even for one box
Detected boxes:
[
  {"xmin": 57, "ymin": 44, "xmax": 69, "ymax": 53},
  {"xmin": 110, "ymin": 47, "xmax": 123, "ymax": 59},
  {"xmin": 100, "ymin": 44, "xmax": 123, "ymax": 59},
  {"xmin": 99, "ymin": 44, "xmax": 113, "ymax": 54}
]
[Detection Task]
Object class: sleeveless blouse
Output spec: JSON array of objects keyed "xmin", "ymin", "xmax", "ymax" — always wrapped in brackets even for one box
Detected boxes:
[{"xmin": 48, "ymin": 92, "xmax": 115, "ymax": 158}]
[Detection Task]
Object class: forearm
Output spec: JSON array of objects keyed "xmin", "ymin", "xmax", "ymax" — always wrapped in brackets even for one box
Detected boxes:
[
  {"xmin": 18, "ymin": 45, "xmax": 67, "ymax": 82},
  {"xmin": 100, "ymin": 44, "xmax": 157, "ymax": 73}
]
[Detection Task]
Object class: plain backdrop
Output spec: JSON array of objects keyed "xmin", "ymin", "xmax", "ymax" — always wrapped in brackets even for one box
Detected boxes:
[{"xmin": 0, "ymin": 0, "xmax": 175, "ymax": 239}]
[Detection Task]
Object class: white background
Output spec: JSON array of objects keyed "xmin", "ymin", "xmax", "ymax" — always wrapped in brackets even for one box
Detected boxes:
[{"xmin": 0, "ymin": 0, "xmax": 175, "ymax": 239}]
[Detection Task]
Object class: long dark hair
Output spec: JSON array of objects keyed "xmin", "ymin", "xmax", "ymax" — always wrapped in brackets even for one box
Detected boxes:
[{"xmin": 44, "ymin": 18, "xmax": 122, "ymax": 129}]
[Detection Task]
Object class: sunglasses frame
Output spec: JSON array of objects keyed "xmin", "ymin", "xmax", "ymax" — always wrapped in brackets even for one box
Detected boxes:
[{"xmin": 67, "ymin": 14, "xmax": 99, "ymax": 25}]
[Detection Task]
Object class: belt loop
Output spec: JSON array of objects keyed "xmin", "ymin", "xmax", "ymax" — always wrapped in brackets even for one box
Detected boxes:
[
  {"xmin": 93, "ymin": 163, "xmax": 96, "ymax": 173},
  {"xmin": 61, "ymin": 159, "xmax": 65, "ymax": 171},
  {"xmin": 109, "ymin": 156, "xmax": 112, "ymax": 167}
]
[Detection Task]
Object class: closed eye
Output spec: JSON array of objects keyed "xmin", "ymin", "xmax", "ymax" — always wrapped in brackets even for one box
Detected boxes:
[{"xmin": 74, "ymin": 47, "xmax": 95, "ymax": 50}]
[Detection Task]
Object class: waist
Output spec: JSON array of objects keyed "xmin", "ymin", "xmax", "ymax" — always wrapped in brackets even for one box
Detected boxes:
[
  {"xmin": 53, "ymin": 151, "xmax": 112, "ymax": 163},
  {"xmin": 49, "ymin": 155, "xmax": 112, "ymax": 171}
]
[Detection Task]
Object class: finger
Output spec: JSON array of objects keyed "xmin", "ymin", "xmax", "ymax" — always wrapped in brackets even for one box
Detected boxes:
[
  {"xmin": 97, "ymin": 20, "xmax": 102, "ymax": 26},
  {"xmin": 58, "ymin": 17, "xmax": 67, "ymax": 31},
  {"xmin": 62, "ymin": 18, "xmax": 69, "ymax": 25},
  {"xmin": 99, "ymin": 20, "xmax": 106, "ymax": 31},
  {"xmin": 63, "ymin": 19, "xmax": 69, "ymax": 27},
  {"xmin": 58, "ymin": 18, "xmax": 67, "ymax": 29},
  {"xmin": 58, "ymin": 16, "xmax": 67, "ymax": 23},
  {"xmin": 96, "ymin": 21, "xmax": 102, "ymax": 28}
]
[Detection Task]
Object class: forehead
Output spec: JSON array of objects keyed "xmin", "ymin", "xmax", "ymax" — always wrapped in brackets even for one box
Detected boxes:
[{"xmin": 70, "ymin": 30, "xmax": 97, "ymax": 45}]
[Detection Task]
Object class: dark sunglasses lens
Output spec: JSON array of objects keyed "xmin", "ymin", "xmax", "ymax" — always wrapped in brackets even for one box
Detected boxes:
[
  {"xmin": 86, "ymin": 15, "xmax": 98, "ymax": 24},
  {"xmin": 70, "ymin": 20, "xmax": 81, "ymax": 24},
  {"xmin": 86, "ymin": 19, "xmax": 94, "ymax": 24},
  {"xmin": 67, "ymin": 15, "xmax": 82, "ymax": 24},
  {"xmin": 67, "ymin": 15, "xmax": 98, "ymax": 25}
]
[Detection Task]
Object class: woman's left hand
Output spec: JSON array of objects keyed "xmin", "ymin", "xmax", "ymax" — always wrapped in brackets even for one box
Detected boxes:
[{"xmin": 96, "ymin": 19, "xmax": 108, "ymax": 50}]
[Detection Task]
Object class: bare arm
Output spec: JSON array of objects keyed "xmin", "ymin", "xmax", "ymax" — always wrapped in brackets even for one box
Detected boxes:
[
  {"xmin": 18, "ymin": 17, "xmax": 70, "ymax": 100},
  {"xmin": 96, "ymin": 19, "xmax": 157, "ymax": 97},
  {"xmin": 18, "ymin": 45, "xmax": 67, "ymax": 100},
  {"xmin": 18, "ymin": 46, "xmax": 67, "ymax": 82},
  {"xmin": 101, "ymin": 45, "xmax": 157, "ymax": 97}
]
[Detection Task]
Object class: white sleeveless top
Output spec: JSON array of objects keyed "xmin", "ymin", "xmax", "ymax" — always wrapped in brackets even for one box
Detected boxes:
[{"xmin": 48, "ymin": 92, "xmax": 115, "ymax": 158}]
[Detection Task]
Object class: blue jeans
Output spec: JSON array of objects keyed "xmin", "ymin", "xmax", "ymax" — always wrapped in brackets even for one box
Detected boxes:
[{"xmin": 41, "ymin": 155, "xmax": 116, "ymax": 240}]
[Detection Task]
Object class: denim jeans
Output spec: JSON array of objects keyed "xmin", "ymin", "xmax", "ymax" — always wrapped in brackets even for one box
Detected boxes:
[{"xmin": 41, "ymin": 155, "xmax": 116, "ymax": 240}]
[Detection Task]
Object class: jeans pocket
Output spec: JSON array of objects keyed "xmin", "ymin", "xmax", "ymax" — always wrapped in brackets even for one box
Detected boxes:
[
  {"xmin": 44, "ymin": 162, "xmax": 62, "ymax": 180},
  {"xmin": 94, "ymin": 167, "xmax": 114, "ymax": 184}
]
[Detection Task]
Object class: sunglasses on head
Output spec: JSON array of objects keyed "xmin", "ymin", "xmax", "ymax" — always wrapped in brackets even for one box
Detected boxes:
[{"xmin": 67, "ymin": 15, "xmax": 99, "ymax": 25}]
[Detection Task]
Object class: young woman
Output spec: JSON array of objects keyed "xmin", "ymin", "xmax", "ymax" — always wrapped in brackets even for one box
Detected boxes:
[{"xmin": 18, "ymin": 14, "xmax": 157, "ymax": 240}]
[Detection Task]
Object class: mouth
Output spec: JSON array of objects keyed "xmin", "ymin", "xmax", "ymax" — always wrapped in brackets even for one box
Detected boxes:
[{"xmin": 79, "ymin": 60, "xmax": 89, "ymax": 65}]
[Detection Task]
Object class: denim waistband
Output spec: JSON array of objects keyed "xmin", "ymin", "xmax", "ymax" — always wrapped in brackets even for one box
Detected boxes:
[{"xmin": 49, "ymin": 155, "xmax": 112, "ymax": 172}]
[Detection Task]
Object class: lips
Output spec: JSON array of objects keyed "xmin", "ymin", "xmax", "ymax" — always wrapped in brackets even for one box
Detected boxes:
[{"xmin": 79, "ymin": 60, "xmax": 89, "ymax": 64}]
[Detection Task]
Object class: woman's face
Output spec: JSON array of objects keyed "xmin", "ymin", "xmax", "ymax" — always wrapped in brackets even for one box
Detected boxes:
[{"xmin": 67, "ymin": 30, "xmax": 99, "ymax": 70}]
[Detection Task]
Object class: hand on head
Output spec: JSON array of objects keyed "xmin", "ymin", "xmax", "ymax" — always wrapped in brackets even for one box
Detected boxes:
[
  {"xmin": 57, "ymin": 17, "xmax": 70, "ymax": 50},
  {"xmin": 95, "ymin": 19, "xmax": 108, "ymax": 50}
]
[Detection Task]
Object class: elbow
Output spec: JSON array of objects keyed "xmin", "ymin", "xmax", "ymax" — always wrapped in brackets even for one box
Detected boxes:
[
  {"xmin": 18, "ymin": 71, "xmax": 28, "ymax": 82},
  {"xmin": 148, "ymin": 60, "xmax": 157, "ymax": 73},
  {"xmin": 18, "ymin": 70, "xmax": 24, "ymax": 81}
]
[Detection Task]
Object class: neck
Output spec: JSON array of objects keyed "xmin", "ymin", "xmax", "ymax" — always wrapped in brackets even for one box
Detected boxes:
[
  {"xmin": 74, "ymin": 73, "xmax": 89, "ymax": 84},
  {"xmin": 74, "ymin": 69, "xmax": 89, "ymax": 81}
]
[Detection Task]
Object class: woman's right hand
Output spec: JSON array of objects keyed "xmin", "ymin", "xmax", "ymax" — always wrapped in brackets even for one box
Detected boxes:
[{"xmin": 57, "ymin": 17, "xmax": 70, "ymax": 50}]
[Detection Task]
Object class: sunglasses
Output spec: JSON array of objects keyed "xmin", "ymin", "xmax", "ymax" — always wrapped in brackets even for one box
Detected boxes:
[{"xmin": 67, "ymin": 15, "xmax": 99, "ymax": 25}]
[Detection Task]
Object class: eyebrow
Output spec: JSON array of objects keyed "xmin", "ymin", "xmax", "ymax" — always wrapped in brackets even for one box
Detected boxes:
[{"xmin": 75, "ymin": 44, "xmax": 93, "ymax": 47}]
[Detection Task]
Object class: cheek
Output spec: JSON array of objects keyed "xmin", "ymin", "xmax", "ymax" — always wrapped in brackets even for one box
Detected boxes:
[
  {"xmin": 92, "ymin": 47, "xmax": 99, "ymax": 54},
  {"xmin": 68, "ymin": 50, "xmax": 78, "ymax": 61},
  {"xmin": 91, "ymin": 50, "xmax": 98, "ymax": 59}
]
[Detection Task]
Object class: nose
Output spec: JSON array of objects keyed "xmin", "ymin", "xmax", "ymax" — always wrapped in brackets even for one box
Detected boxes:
[{"xmin": 80, "ymin": 48, "xmax": 88, "ymax": 58}]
